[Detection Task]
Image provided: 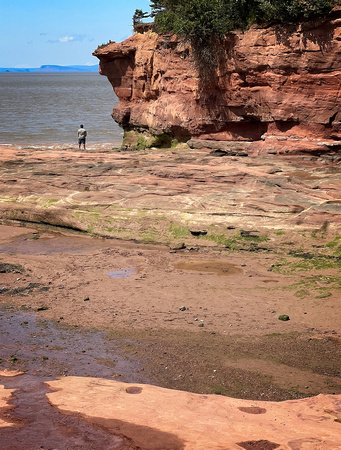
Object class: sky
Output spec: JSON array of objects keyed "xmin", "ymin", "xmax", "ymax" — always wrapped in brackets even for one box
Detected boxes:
[{"xmin": 0, "ymin": 0, "xmax": 151, "ymax": 68}]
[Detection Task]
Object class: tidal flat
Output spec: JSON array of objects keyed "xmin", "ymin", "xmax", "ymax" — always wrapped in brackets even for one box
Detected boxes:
[{"xmin": 0, "ymin": 142, "xmax": 340, "ymax": 447}]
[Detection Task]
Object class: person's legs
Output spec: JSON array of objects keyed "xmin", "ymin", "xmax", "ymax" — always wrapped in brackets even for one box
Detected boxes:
[{"xmin": 79, "ymin": 138, "xmax": 85, "ymax": 150}]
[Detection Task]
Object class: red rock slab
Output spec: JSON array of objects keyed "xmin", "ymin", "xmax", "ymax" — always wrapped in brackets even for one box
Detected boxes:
[
  {"xmin": 0, "ymin": 384, "xmax": 16, "ymax": 429},
  {"xmin": 46, "ymin": 377, "xmax": 341, "ymax": 449}
]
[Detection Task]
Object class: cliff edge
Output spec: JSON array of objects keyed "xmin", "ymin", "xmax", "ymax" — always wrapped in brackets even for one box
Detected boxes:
[{"xmin": 94, "ymin": 8, "xmax": 341, "ymax": 155}]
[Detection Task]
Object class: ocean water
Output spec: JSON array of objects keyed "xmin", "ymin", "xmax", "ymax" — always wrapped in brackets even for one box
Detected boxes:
[{"xmin": 0, "ymin": 72, "xmax": 122, "ymax": 145}]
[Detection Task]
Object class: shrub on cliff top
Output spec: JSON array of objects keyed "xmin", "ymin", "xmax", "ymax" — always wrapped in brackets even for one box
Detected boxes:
[
  {"xmin": 151, "ymin": 0, "xmax": 335, "ymax": 37},
  {"xmin": 145, "ymin": 0, "xmax": 336, "ymax": 72}
]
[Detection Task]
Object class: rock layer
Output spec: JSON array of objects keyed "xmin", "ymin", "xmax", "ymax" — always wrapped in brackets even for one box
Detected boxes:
[
  {"xmin": 46, "ymin": 377, "xmax": 341, "ymax": 450},
  {"xmin": 94, "ymin": 8, "xmax": 341, "ymax": 154},
  {"xmin": 0, "ymin": 144, "xmax": 340, "ymax": 236}
]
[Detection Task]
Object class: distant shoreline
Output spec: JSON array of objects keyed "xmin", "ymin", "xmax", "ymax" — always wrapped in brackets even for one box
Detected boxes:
[{"xmin": 0, "ymin": 64, "xmax": 99, "ymax": 73}]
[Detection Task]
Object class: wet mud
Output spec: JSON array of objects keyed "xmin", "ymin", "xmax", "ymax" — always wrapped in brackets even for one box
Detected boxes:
[
  {"xmin": 0, "ymin": 306, "xmax": 148, "ymax": 381},
  {"xmin": 0, "ymin": 306, "xmax": 152, "ymax": 449},
  {"xmin": 174, "ymin": 259, "xmax": 242, "ymax": 275}
]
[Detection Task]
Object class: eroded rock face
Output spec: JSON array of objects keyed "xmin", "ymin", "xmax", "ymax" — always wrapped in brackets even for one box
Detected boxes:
[{"xmin": 93, "ymin": 9, "xmax": 341, "ymax": 154}]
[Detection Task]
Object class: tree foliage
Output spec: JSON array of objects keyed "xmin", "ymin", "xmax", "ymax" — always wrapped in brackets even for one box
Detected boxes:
[
  {"xmin": 129, "ymin": 1, "xmax": 338, "ymax": 72},
  {"xmin": 133, "ymin": 9, "xmax": 150, "ymax": 25},
  {"xmin": 151, "ymin": 0, "xmax": 336, "ymax": 38},
  {"xmin": 145, "ymin": 0, "xmax": 337, "ymax": 72}
]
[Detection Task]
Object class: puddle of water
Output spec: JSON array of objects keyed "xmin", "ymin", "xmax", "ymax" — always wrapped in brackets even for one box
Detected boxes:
[
  {"xmin": 0, "ymin": 232, "xmax": 109, "ymax": 255},
  {"xmin": 0, "ymin": 305, "xmax": 148, "ymax": 382},
  {"xmin": 174, "ymin": 259, "xmax": 242, "ymax": 276},
  {"xmin": 0, "ymin": 306, "xmax": 151, "ymax": 448},
  {"xmin": 107, "ymin": 269, "xmax": 137, "ymax": 279},
  {"xmin": 0, "ymin": 225, "xmax": 169, "ymax": 255}
]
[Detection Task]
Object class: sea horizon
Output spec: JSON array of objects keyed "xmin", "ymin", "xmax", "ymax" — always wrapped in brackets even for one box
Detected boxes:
[{"xmin": 0, "ymin": 64, "xmax": 99, "ymax": 73}]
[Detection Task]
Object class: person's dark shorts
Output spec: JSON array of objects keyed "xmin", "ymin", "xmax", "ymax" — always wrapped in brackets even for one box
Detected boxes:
[{"xmin": 78, "ymin": 138, "xmax": 86, "ymax": 144}]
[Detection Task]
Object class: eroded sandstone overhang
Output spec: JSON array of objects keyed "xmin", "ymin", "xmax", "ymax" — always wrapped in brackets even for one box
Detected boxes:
[{"xmin": 93, "ymin": 8, "xmax": 341, "ymax": 153}]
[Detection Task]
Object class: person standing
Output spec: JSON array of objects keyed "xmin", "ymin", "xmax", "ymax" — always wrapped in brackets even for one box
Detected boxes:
[{"xmin": 77, "ymin": 124, "xmax": 87, "ymax": 150}]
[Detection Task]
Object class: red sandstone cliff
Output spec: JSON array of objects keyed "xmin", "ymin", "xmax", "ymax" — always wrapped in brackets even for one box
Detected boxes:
[{"xmin": 94, "ymin": 8, "xmax": 341, "ymax": 154}]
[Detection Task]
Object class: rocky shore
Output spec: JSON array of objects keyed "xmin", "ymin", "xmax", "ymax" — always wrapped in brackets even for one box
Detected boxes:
[{"xmin": 0, "ymin": 142, "xmax": 340, "ymax": 448}]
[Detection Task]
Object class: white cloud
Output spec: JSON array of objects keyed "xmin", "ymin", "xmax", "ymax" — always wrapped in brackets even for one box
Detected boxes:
[
  {"xmin": 47, "ymin": 35, "xmax": 86, "ymax": 44},
  {"xmin": 59, "ymin": 36, "xmax": 74, "ymax": 43}
]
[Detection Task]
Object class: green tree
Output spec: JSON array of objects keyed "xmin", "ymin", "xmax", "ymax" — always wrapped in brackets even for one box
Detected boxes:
[
  {"xmin": 149, "ymin": 0, "xmax": 336, "ymax": 71},
  {"xmin": 256, "ymin": 0, "xmax": 334, "ymax": 23},
  {"xmin": 133, "ymin": 8, "xmax": 149, "ymax": 25},
  {"xmin": 149, "ymin": 0, "xmax": 164, "ymax": 18},
  {"xmin": 151, "ymin": 0, "xmax": 336, "ymax": 36}
]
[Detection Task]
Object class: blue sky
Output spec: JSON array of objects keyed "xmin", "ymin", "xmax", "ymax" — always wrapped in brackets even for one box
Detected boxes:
[{"xmin": 0, "ymin": 0, "xmax": 151, "ymax": 68}]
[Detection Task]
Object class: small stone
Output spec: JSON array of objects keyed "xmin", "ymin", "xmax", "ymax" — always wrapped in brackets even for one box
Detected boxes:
[
  {"xmin": 84, "ymin": 297, "xmax": 90, "ymax": 301},
  {"xmin": 278, "ymin": 314, "xmax": 290, "ymax": 321},
  {"xmin": 37, "ymin": 306, "xmax": 49, "ymax": 311},
  {"xmin": 179, "ymin": 306, "xmax": 186, "ymax": 311},
  {"xmin": 170, "ymin": 243, "xmax": 186, "ymax": 250},
  {"xmin": 190, "ymin": 230, "xmax": 207, "ymax": 236}
]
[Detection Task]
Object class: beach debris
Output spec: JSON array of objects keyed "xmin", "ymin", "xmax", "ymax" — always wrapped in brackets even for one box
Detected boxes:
[
  {"xmin": 179, "ymin": 306, "xmax": 187, "ymax": 311},
  {"xmin": 84, "ymin": 297, "xmax": 90, "ymax": 301}
]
